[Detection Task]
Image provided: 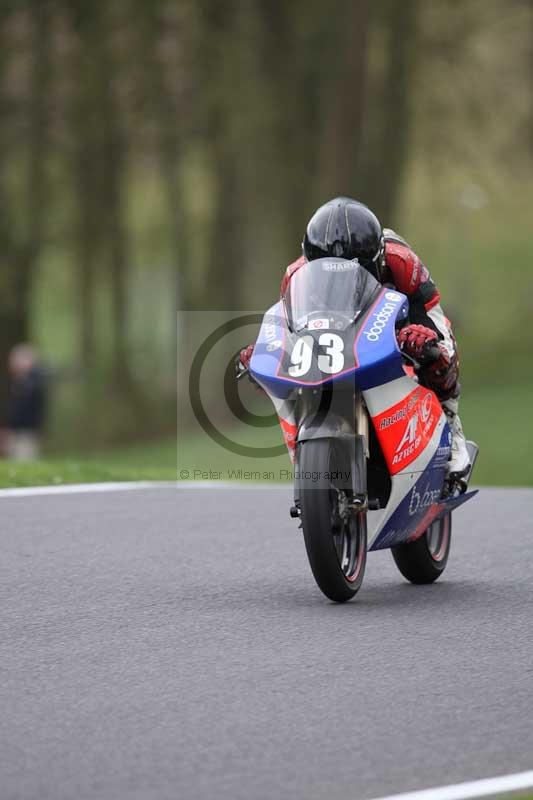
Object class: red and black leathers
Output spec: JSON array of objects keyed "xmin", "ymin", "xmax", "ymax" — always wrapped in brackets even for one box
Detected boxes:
[{"xmin": 280, "ymin": 229, "xmax": 459, "ymax": 401}]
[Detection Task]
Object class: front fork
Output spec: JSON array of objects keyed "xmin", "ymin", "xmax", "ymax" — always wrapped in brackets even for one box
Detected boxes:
[
  {"xmin": 289, "ymin": 389, "xmax": 369, "ymax": 519},
  {"xmin": 355, "ymin": 390, "xmax": 369, "ymax": 459},
  {"xmin": 349, "ymin": 391, "xmax": 368, "ymax": 509}
]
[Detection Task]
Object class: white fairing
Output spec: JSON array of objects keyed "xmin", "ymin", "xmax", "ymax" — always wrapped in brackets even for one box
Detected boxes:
[{"xmin": 427, "ymin": 302, "xmax": 456, "ymax": 359}]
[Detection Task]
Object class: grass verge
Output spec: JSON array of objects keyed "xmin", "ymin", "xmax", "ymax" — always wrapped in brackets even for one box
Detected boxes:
[
  {"xmin": 0, "ymin": 381, "xmax": 531, "ymax": 489},
  {"xmin": 0, "ymin": 440, "xmax": 176, "ymax": 489}
]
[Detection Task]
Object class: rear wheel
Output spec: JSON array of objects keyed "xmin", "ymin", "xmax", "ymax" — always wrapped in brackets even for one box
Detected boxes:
[
  {"xmin": 391, "ymin": 513, "xmax": 452, "ymax": 584},
  {"xmin": 300, "ymin": 438, "xmax": 367, "ymax": 602}
]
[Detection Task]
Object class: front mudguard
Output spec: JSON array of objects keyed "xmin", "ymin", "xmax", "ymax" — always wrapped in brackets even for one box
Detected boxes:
[
  {"xmin": 295, "ymin": 415, "xmax": 367, "ymax": 505},
  {"xmin": 298, "ymin": 410, "xmax": 355, "ymax": 445}
]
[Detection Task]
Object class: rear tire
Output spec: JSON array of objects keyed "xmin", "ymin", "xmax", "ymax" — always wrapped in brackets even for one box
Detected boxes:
[
  {"xmin": 300, "ymin": 438, "xmax": 367, "ymax": 602},
  {"xmin": 391, "ymin": 513, "xmax": 452, "ymax": 584}
]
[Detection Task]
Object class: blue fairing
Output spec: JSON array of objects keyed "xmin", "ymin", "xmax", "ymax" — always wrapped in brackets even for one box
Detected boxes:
[
  {"xmin": 249, "ymin": 289, "xmax": 410, "ymax": 398},
  {"xmin": 369, "ymin": 423, "xmax": 452, "ymax": 551},
  {"xmin": 249, "ymin": 302, "xmax": 291, "ymax": 398},
  {"xmin": 353, "ymin": 289, "xmax": 409, "ymax": 389}
]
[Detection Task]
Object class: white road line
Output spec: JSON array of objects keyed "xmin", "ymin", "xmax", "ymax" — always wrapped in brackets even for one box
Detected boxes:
[
  {"xmin": 178, "ymin": 481, "xmax": 288, "ymax": 489},
  {"xmin": 0, "ymin": 481, "xmax": 177, "ymax": 498},
  {"xmin": 0, "ymin": 480, "xmax": 290, "ymax": 498},
  {"xmin": 367, "ymin": 770, "xmax": 533, "ymax": 800},
  {"xmin": 0, "ymin": 481, "xmax": 524, "ymax": 499}
]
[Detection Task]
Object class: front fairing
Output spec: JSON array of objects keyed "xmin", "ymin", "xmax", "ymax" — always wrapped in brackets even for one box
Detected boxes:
[
  {"xmin": 250, "ymin": 286, "xmax": 409, "ymax": 399},
  {"xmin": 284, "ymin": 257, "xmax": 379, "ymax": 332}
]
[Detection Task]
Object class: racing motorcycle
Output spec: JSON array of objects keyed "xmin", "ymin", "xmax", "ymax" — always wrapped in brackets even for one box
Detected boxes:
[{"xmin": 242, "ymin": 257, "xmax": 478, "ymax": 602}]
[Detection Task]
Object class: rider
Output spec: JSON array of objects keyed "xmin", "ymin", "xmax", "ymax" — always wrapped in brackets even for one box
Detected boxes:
[{"xmin": 239, "ymin": 197, "xmax": 470, "ymax": 477}]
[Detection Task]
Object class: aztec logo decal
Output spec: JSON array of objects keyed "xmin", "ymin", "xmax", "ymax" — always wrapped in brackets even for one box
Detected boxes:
[
  {"xmin": 396, "ymin": 414, "xmax": 419, "ymax": 453},
  {"xmin": 373, "ymin": 389, "xmax": 441, "ymax": 474}
]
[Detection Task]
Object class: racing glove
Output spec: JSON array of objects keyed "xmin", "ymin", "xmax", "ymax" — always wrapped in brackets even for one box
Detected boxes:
[
  {"xmin": 398, "ymin": 324, "xmax": 459, "ymax": 400},
  {"xmin": 235, "ymin": 343, "xmax": 265, "ymax": 392},
  {"xmin": 424, "ymin": 351, "xmax": 459, "ymax": 400},
  {"xmin": 397, "ymin": 324, "xmax": 439, "ymax": 363},
  {"xmin": 235, "ymin": 344, "xmax": 254, "ymax": 377}
]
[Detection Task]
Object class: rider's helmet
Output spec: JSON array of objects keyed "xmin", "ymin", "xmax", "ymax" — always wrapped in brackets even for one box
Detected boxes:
[{"xmin": 302, "ymin": 197, "xmax": 384, "ymax": 281}]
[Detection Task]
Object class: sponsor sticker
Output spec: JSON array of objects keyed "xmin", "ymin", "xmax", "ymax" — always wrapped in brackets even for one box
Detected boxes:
[
  {"xmin": 385, "ymin": 291, "xmax": 403, "ymax": 302},
  {"xmin": 264, "ymin": 320, "xmax": 282, "ymax": 351},
  {"xmin": 408, "ymin": 482, "xmax": 441, "ymax": 516},
  {"xmin": 363, "ymin": 293, "xmax": 402, "ymax": 342},
  {"xmin": 420, "ymin": 391, "xmax": 433, "ymax": 423},
  {"xmin": 308, "ymin": 318, "xmax": 329, "ymax": 330},
  {"xmin": 322, "ymin": 259, "xmax": 359, "ymax": 272},
  {"xmin": 373, "ymin": 388, "xmax": 441, "ymax": 474}
]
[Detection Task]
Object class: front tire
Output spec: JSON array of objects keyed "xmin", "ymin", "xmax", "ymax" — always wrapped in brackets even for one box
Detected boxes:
[
  {"xmin": 300, "ymin": 438, "xmax": 367, "ymax": 602},
  {"xmin": 391, "ymin": 513, "xmax": 452, "ymax": 584}
]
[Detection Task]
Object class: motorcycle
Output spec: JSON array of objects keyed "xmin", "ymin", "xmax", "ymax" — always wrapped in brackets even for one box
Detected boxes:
[{"xmin": 242, "ymin": 256, "xmax": 478, "ymax": 602}]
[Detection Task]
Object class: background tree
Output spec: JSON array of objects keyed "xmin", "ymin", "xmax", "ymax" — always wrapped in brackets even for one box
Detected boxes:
[
  {"xmin": 0, "ymin": 1, "xmax": 51, "ymax": 421},
  {"xmin": 0, "ymin": 0, "xmax": 530, "ymax": 449}
]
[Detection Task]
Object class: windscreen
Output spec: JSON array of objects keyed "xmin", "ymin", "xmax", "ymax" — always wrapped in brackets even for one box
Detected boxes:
[{"xmin": 283, "ymin": 257, "xmax": 380, "ymax": 332}]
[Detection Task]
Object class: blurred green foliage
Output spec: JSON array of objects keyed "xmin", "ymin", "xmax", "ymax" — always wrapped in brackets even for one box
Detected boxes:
[
  {"xmin": 175, "ymin": 381, "xmax": 533, "ymax": 487},
  {"xmin": 0, "ymin": 0, "xmax": 531, "ymax": 482},
  {"xmin": 2, "ymin": 372, "xmax": 530, "ymax": 487}
]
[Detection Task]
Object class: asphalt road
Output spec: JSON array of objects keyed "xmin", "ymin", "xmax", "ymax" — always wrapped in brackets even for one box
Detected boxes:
[{"xmin": 1, "ymin": 485, "xmax": 532, "ymax": 800}]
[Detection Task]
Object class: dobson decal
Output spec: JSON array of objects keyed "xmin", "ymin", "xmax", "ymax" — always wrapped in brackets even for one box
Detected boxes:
[{"xmin": 363, "ymin": 294, "xmax": 401, "ymax": 342}]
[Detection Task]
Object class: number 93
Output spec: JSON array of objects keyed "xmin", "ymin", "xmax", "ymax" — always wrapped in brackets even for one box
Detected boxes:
[{"xmin": 288, "ymin": 333, "xmax": 345, "ymax": 377}]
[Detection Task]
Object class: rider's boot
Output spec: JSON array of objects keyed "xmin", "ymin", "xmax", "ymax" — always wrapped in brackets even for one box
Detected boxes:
[{"xmin": 442, "ymin": 396, "xmax": 471, "ymax": 477}]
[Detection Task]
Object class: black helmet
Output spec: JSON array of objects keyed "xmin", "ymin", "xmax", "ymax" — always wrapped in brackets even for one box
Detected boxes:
[{"xmin": 303, "ymin": 197, "xmax": 384, "ymax": 281}]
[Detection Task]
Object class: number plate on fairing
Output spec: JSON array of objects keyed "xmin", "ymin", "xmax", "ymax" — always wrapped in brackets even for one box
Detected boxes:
[{"xmin": 277, "ymin": 329, "xmax": 357, "ymax": 385}]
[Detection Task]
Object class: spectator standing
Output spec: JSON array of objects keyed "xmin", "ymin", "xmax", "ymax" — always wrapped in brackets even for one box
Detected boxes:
[{"xmin": 6, "ymin": 344, "xmax": 47, "ymax": 461}]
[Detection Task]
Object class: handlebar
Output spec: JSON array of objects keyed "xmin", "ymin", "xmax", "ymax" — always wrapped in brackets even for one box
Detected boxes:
[
  {"xmin": 401, "ymin": 344, "xmax": 441, "ymax": 370},
  {"xmin": 423, "ymin": 344, "xmax": 442, "ymax": 362}
]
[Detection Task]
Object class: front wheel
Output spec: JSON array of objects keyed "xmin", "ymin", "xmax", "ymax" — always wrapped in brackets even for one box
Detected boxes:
[
  {"xmin": 391, "ymin": 513, "xmax": 452, "ymax": 584},
  {"xmin": 299, "ymin": 438, "xmax": 367, "ymax": 602}
]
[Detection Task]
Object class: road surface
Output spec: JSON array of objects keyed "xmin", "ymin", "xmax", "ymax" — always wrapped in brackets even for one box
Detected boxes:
[{"xmin": 1, "ymin": 485, "xmax": 532, "ymax": 800}]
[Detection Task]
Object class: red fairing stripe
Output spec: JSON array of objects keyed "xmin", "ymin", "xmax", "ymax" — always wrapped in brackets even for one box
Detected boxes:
[
  {"xmin": 371, "ymin": 387, "xmax": 441, "ymax": 475},
  {"xmin": 406, "ymin": 503, "xmax": 444, "ymax": 542},
  {"xmin": 279, "ymin": 417, "xmax": 297, "ymax": 463},
  {"xmin": 424, "ymin": 292, "xmax": 441, "ymax": 311},
  {"xmin": 280, "ymin": 255, "xmax": 307, "ymax": 297}
]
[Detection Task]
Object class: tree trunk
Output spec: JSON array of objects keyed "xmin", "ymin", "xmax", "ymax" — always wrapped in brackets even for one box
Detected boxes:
[
  {"xmin": 0, "ymin": 3, "xmax": 50, "ymax": 424},
  {"xmin": 132, "ymin": 0, "xmax": 191, "ymax": 328},
  {"xmin": 67, "ymin": 2, "xmax": 136, "ymax": 393},
  {"xmin": 362, "ymin": 0, "xmax": 419, "ymax": 224},
  {"xmin": 529, "ymin": 0, "xmax": 533, "ymax": 169},
  {"xmin": 99, "ymin": 54, "xmax": 130, "ymax": 382},
  {"xmin": 69, "ymin": 17, "xmax": 99, "ymax": 370},
  {"xmin": 317, "ymin": 0, "xmax": 370, "ymax": 199},
  {"xmin": 198, "ymin": 0, "xmax": 244, "ymax": 310}
]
